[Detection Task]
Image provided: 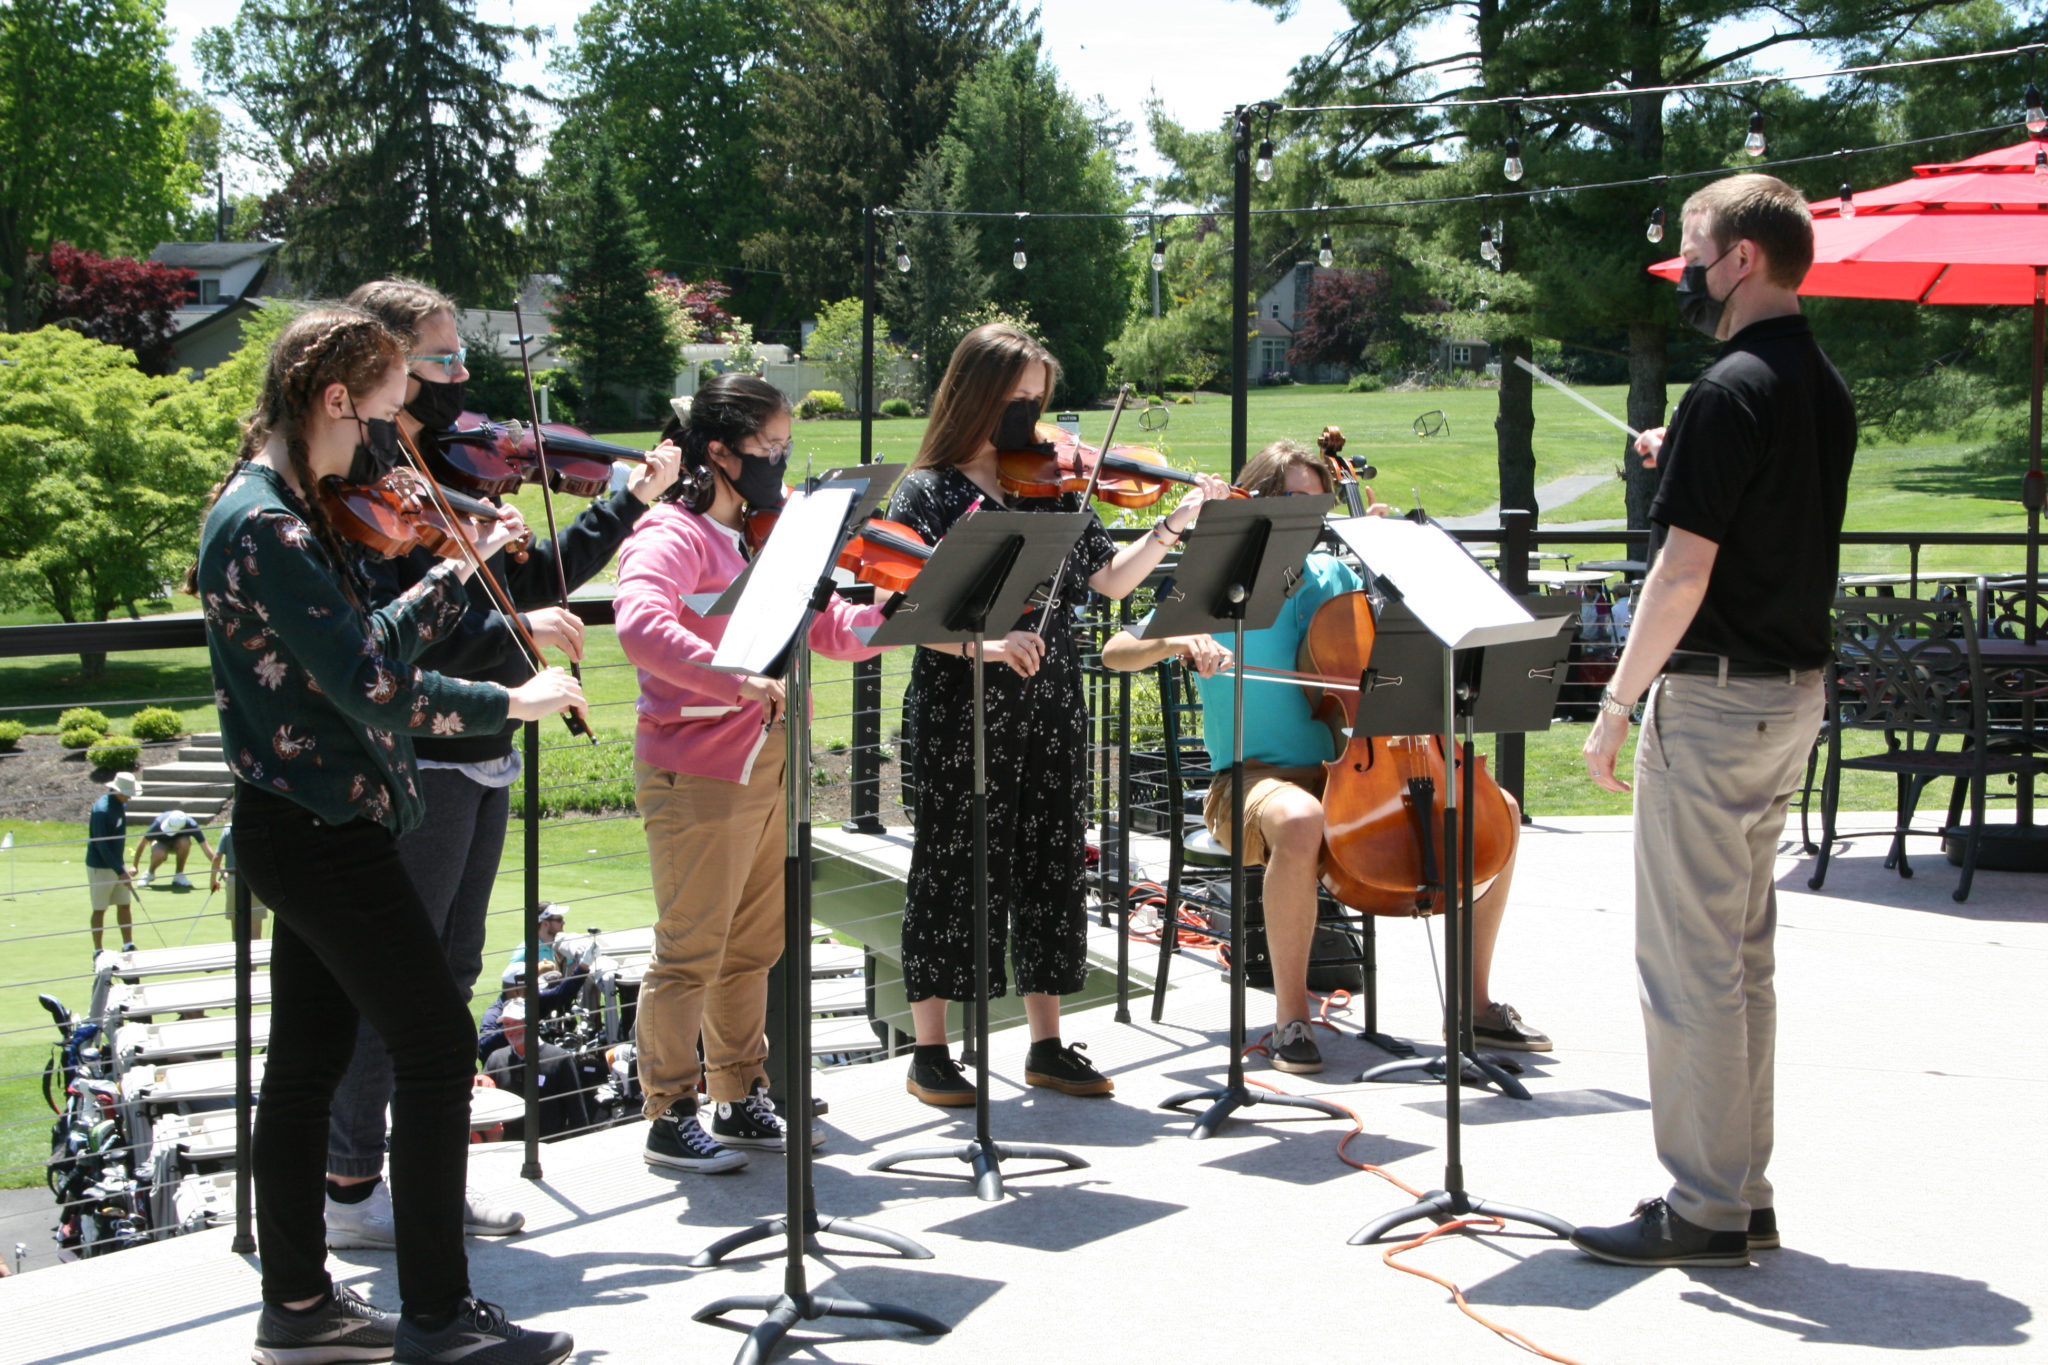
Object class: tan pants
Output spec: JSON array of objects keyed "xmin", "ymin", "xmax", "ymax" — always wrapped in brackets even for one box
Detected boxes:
[
  {"xmin": 1633, "ymin": 669, "xmax": 1823, "ymax": 1232},
  {"xmin": 633, "ymin": 741, "xmax": 787, "ymax": 1116}
]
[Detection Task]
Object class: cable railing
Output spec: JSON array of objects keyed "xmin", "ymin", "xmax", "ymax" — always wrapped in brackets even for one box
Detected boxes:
[{"xmin": 0, "ymin": 518, "xmax": 2038, "ymax": 1272}]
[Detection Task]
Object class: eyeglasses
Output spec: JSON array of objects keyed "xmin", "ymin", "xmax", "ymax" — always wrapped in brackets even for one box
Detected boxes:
[
  {"xmin": 408, "ymin": 348, "xmax": 468, "ymax": 372},
  {"xmin": 746, "ymin": 438, "xmax": 793, "ymax": 463}
]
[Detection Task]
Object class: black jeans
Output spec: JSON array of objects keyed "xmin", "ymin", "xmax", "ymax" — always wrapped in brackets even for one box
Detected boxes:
[{"xmin": 232, "ymin": 783, "xmax": 475, "ymax": 1316}]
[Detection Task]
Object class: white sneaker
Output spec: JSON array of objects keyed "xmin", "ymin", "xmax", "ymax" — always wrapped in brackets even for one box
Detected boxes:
[
  {"xmin": 171, "ymin": 873, "xmax": 193, "ymax": 890},
  {"xmin": 324, "ymin": 1180, "xmax": 396, "ymax": 1250},
  {"xmin": 463, "ymin": 1185, "xmax": 525, "ymax": 1236}
]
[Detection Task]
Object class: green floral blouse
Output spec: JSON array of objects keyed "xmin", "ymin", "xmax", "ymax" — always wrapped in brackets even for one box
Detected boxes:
[{"xmin": 198, "ymin": 463, "xmax": 510, "ymax": 832}]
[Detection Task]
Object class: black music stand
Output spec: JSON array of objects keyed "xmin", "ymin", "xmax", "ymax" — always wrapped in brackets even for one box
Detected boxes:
[
  {"xmin": 1137, "ymin": 498, "xmax": 1351, "ymax": 1139},
  {"xmin": 682, "ymin": 464, "xmax": 908, "ymax": 618},
  {"xmin": 1322, "ymin": 517, "xmax": 1574, "ymax": 1247},
  {"xmin": 865, "ymin": 510, "xmax": 1093, "ymax": 1201},
  {"xmin": 687, "ymin": 484, "xmax": 946, "ymax": 1365}
]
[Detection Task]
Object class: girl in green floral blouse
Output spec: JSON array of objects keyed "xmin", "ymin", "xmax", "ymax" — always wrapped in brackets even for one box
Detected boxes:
[{"xmin": 195, "ymin": 308, "xmax": 584, "ymax": 1365}]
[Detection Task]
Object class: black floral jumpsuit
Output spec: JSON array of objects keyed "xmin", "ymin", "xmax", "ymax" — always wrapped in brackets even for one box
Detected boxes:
[{"xmin": 888, "ymin": 465, "xmax": 1116, "ymax": 1002}]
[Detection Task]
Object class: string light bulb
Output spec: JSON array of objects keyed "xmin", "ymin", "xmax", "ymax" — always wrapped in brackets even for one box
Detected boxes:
[
  {"xmin": 1012, "ymin": 236, "xmax": 1027, "ymax": 270},
  {"xmin": 1317, "ymin": 233, "xmax": 1334, "ymax": 268},
  {"xmin": 894, "ymin": 240, "xmax": 911, "ymax": 273},
  {"xmin": 1151, "ymin": 239, "xmax": 1165, "ymax": 272},
  {"xmin": 2028, "ymin": 82, "xmax": 2047, "ymax": 134},
  {"xmin": 1479, "ymin": 223, "xmax": 1497, "ymax": 264},
  {"xmin": 1838, "ymin": 183, "xmax": 1855, "ymax": 218},
  {"xmin": 1646, "ymin": 206, "xmax": 1666, "ymax": 244},
  {"xmin": 1255, "ymin": 139, "xmax": 1275, "ymax": 182},
  {"xmin": 2035, "ymin": 146, "xmax": 2048, "ymax": 183},
  {"xmin": 1503, "ymin": 136, "xmax": 1524, "ymax": 182},
  {"xmin": 1745, "ymin": 111, "xmax": 1767, "ymax": 157}
]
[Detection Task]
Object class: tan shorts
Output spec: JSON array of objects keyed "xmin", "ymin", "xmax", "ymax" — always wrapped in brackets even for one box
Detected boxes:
[
  {"xmin": 88, "ymin": 866, "xmax": 134, "ymax": 912},
  {"xmin": 1201, "ymin": 763, "xmax": 1326, "ymax": 866}
]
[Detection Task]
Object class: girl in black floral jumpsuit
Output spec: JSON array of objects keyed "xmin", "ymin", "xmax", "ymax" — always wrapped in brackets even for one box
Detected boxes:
[{"xmin": 887, "ymin": 323, "xmax": 1229, "ymax": 1107}]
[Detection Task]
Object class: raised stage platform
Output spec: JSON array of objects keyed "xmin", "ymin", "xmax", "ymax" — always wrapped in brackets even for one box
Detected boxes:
[{"xmin": 3, "ymin": 814, "xmax": 2040, "ymax": 1365}]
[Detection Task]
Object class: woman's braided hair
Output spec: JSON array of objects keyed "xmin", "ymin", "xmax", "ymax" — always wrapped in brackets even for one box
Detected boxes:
[
  {"xmin": 184, "ymin": 307, "xmax": 405, "ymax": 605},
  {"xmin": 657, "ymin": 373, "xmax": 789, "ymax": 514}
]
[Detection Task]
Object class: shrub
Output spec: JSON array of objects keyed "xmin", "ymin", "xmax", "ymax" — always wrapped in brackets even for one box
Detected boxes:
[
  {"xmin": 0, "ymin": 720, "xmax": 25, "ymax": 751},
  {"xmin": 129, "ymin": 707, "xmax": 185, "ymax": 743},
  {"xmin": 59, "ymin": 707, "xmax": 112, "ymax": 734},
  {"xmin": 1346, "ymin": 371, "xmax": 1385, "ymax": 393},
  {"xmin": 797, "ymin": 389, "xmax": 846, "ymax": 419},
  {"xmin": 1173, "ymin": 394, "xmax": 1195, "ymax": 406},
  {"xmin": 87, "ymin": 737, "xmax": 142, "ymax": 771},
  {"xmin": 879, "ymin": 398, "xmax": 914, "ymax": 418},
  {"xmin": 60, "ymin": 725, "xmax": 104, "ymax": 750}
]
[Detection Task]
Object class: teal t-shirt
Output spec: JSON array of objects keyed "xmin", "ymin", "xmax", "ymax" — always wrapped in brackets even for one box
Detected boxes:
[{"xmin": 1193, "ymin": 552, "xmax": 1364, "ymax": 769}]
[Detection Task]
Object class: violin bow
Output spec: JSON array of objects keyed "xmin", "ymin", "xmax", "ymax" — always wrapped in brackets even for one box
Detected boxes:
[
  {"xmin": 394, "ymin": 430, "xmax": 593, "ymax": 741},
  {"xmin": 511, "ymin": 306, "xmax": 597, "ymax": 743},
  {"xmin": 1032, "ymin": 384, "xmax": 1133, "ymax": 642}
]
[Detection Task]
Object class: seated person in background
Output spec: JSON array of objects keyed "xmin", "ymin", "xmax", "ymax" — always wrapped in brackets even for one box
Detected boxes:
[
  {"xmin": 478, "ymin": 954, "xmax": 588, "ymax": 1065},
  {"xmin": 506, "ymin": 902, "xmax": 578, "ymax": 978},
  {"xmin": 131, "ymin": 808, "xmax": 221, "ymax": 891},
  {"xmin": 483, "ymin": 997, "xmax": 593, "ymax": 1141},
  {"xmin": 1100, "ymin": 438, "xmax": 1550, "ymax": 1075}
]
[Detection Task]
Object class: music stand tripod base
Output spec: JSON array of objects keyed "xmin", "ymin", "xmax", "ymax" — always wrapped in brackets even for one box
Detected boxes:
[
  {"xmin": 689, "ymin": 1209, "xmax": 935, "ymax": 1268},
  {"xmin": 1350, "ymin": 1189, "xmax": 1576, "ymax": 1246},
  {"xmin": 693, "ymin": 1292, "xmax": 951, "ymax": 1365},
  {"xmin": 1359, "ymin": 1046, "xmax": 1532, "ymax": 1101},
  {"xmin": 1159, "ymin": 1082, "xmax": 1353, "ymax": 1141},
  {"xmin": 871, "ymin": 1135, "xmax": 1091, "ymax": 1203}
]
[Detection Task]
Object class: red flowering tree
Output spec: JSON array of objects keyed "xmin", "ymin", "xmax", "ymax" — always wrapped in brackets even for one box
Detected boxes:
[
  {"xmin": 1286, "ymin": 266, "xmax": 1413, "ymax": 377},
  {"xmin": 648, "ymin": 273, "xmax": 735, "ymax": 347},
  {"xmin": 36, "ymin": 243, "xmax": 196, "ymax": 375}
]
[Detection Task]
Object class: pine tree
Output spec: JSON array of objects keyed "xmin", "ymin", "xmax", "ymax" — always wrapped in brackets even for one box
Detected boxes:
[
  {"xmin": 551, "ymin": 145, "xmax": 680, "ymax": 430},
  {"xmin": 880, "ymin": 148, "xmax": 995, "ymax": 400},
  {"xmin": 197, "ymin": 0, "xmax": 542, "ymax": 303}
]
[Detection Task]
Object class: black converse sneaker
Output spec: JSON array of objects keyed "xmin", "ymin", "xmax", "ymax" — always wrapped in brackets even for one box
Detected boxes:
[
  {"xmin": 642, "ymin": 1105, "xmax": 746, "ymax": 1174},
  {"xmin": 711, "ymin": 1081, "xmax": 825, "ymax": 1151},
  {"xmin": 1268, "ymin": 1019, "xmax": 1324, "ymax": 1074},
  {"xmin": 1024, "ymin": 1039, "xmax": 1114, "ymax": 1096},
  {"xmin": 251, "ymin": 1282, "xmax": 397, "ymax": 1365},
  {"xmin": 392, "ymin": 1298, "xmax": 571, "ymax": 1365},
  {"xmin": 905, "ymin": 1052, "xmax": 977, "ymax": 1107}
]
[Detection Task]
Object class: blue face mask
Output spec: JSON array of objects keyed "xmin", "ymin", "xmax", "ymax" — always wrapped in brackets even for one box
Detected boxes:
[{"xmin": 1674, "ymin": 242, "xmax": 1742, "ymax": 338}]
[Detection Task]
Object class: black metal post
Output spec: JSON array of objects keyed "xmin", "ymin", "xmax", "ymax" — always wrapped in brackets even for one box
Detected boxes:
[
  {"xmin": 231, "ymin": 870, "xmax": 254, "ymax": 1254},
  {"xmin": 861, "ymin": 207, "xmax": 876, "ymax": 464},
  {"xmin": 845, "ymin": 653, "xmax": 885, "ymax": 835},
  {"xmin": 1229, "ymin": 107, "xmax": 1252, "ymax": 483},
  {"xmin": 521, "ymin": 720, "xmax": 542, "ymax": 1180},
  {"xmin": 1496, "ymin": 508, "xmax": 1532, "ymax": 816},
  {"xmin": 1114, "ymin": 598, "xmax": 1133, "ymax": 1023}
]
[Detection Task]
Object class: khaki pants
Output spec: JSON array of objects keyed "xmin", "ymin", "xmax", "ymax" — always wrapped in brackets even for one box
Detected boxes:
[
  {"xmin": 1633, "ymin": 668, "xmax": 1823, "ymax": 1232},
  {"xmin": 633, "ymin": 741, "xmax": 787, "ymax": 1116}
]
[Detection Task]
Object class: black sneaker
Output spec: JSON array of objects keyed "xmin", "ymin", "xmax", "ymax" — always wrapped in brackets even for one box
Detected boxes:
[
  {"xmin": 1749, "ymin": 1207, "xmax": 1779, "ymax": 1250},
  {"xmin": 1571, "ymin": 1197, "xmax": 1750, "ymax": 1268},
  {"xmin": 1268, "ymin": 1019, "xmax": 1324, "ymax": 1075},
  {"xmin": 392, "ymin": 1299, "xmax": 571, "ymax": 1365},
  {"xmin": 711, "ymin": 1081, "xmax": 825, "ymax": 1151},
  {"xmin": 642, "ymin": 1106, "xmax": 746, "ymax": 1174},
  {"xmin": 1471, "ymin": 1002, "xmax": 1552, "ymax": 1052},
  {"xmin": 1024, "ymin": 1040, "xmax": 1114, "ymax": 1096},
  {"xmin": 251, "ymin": 1283, "xmax": 397, "ymax": 1365},
  {"xmin": 906, "ymin": 1052, "xmax": 977, "ymax": 1107}
]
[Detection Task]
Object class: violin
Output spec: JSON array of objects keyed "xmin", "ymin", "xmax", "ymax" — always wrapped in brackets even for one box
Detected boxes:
[
  {"xmin": 1297, "ymin": 589, "xmax": 1515, "ymax": 916},
  {"xmin": 837, "ymin": 518, "xmax": 932, "ymax": 593},
  {"xmin": 996, "ymin": 424, "xmax": 1253, "ymax": 509},
  {"xmin": 427, "ymin": 412, "xmax": 652, "ymax": 498},
  {"xmin": 317, "ymin": 470, "xmax": 532, "ymax": 563}
]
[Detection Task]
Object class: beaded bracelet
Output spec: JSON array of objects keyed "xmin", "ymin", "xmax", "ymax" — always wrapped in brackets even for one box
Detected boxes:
[{"xmin": 1152, "ymin": 521, "xmax": 1183, "ymax": 548}]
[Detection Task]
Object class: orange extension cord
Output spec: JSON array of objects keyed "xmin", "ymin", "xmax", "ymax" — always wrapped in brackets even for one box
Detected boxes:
[{"xmin": 1128, "ymin": 876, "xmax": 1588, "ymax": 1365}]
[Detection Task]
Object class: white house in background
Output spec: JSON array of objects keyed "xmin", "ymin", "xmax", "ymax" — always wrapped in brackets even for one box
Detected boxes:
[{"xmin": 148, "ymin": 241, "xmax": 284, "ymax": 375}]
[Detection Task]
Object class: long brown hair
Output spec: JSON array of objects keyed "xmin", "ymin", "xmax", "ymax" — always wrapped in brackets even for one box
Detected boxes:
[
  {"xmin": 1237, "ymin": 439, "xmax": 1332, "ymax": 500},
  {"xmin": 914, "ymin": 323, "xmax": 1061, "ymax": 470},
  {"xmin": 185, "ymin": 307, "xmax": 405, "ymax": 602}
]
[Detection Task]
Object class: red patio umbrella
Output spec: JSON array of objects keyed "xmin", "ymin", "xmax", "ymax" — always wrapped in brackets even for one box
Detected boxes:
[{"xmin": 1650, "ymin": 137, "xmax": 2048, "ymax": 624}]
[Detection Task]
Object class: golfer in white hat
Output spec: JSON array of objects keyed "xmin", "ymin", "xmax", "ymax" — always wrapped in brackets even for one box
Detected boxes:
[{"xmin": 86, "ymin": 773, "xmax": 142, "ymax": 954}]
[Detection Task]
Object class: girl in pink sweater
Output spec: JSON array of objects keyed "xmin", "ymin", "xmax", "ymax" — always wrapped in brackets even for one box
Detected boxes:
[{"xmin": 614, "ymin": 374, "xmax": 885, "ymax": 1173}]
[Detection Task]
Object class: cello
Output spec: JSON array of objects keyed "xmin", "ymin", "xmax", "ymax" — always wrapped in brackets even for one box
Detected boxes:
[{"xmin": 1297, "ymin": 589, "xmax": 1516, "ymax": 915}]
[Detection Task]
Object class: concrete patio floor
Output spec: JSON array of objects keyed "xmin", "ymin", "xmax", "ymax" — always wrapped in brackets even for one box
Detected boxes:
[{"xmin": 4, "ymin": 812, "xmax": 2042, "ymax": 1365}]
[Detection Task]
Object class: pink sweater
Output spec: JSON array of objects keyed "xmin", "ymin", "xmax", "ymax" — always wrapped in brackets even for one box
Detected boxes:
[{"xmin": 614, "ymin": 502, "xmax": 886, "ymax": 783}]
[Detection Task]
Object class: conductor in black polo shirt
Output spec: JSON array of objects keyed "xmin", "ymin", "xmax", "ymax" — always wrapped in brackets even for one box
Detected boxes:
[{"xmin": 1575, "ymin": 173, "xmax": 1856, "ymax": 1268}]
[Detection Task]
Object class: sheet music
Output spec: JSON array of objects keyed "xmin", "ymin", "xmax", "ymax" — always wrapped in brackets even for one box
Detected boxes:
[
  {"xmin": 708, "ymin": 486, "xmax": 856, "ymax": 675},
  {"xmin": 1328, "ymin": 515, "xmax": 1556, "ymax": 650}
]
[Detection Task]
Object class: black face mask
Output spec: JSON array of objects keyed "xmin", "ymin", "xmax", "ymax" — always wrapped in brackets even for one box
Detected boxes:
[
  {"xmin": 993, "ymin": 397, "xmax": 1045, "ymax": 451},
  {"xmin": 1674, "ymin": 244, "xmax": 1741, "ymax": 339},
  {"xmin": 407, "ymin": 375, "xmax": 467, "ymax": 432},
  {"xmin": 723, "ymin": 444, "xmax": 788, "ymax": 511},
  {"xmin": 347, "ymin": 418, "xmax": 404, "ymax": 484}
]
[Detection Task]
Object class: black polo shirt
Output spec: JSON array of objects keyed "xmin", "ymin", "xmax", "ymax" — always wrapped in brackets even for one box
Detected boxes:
[{"xmin": 1648, "ymin": 314, "xmax": 1856, "ymax": 669}]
